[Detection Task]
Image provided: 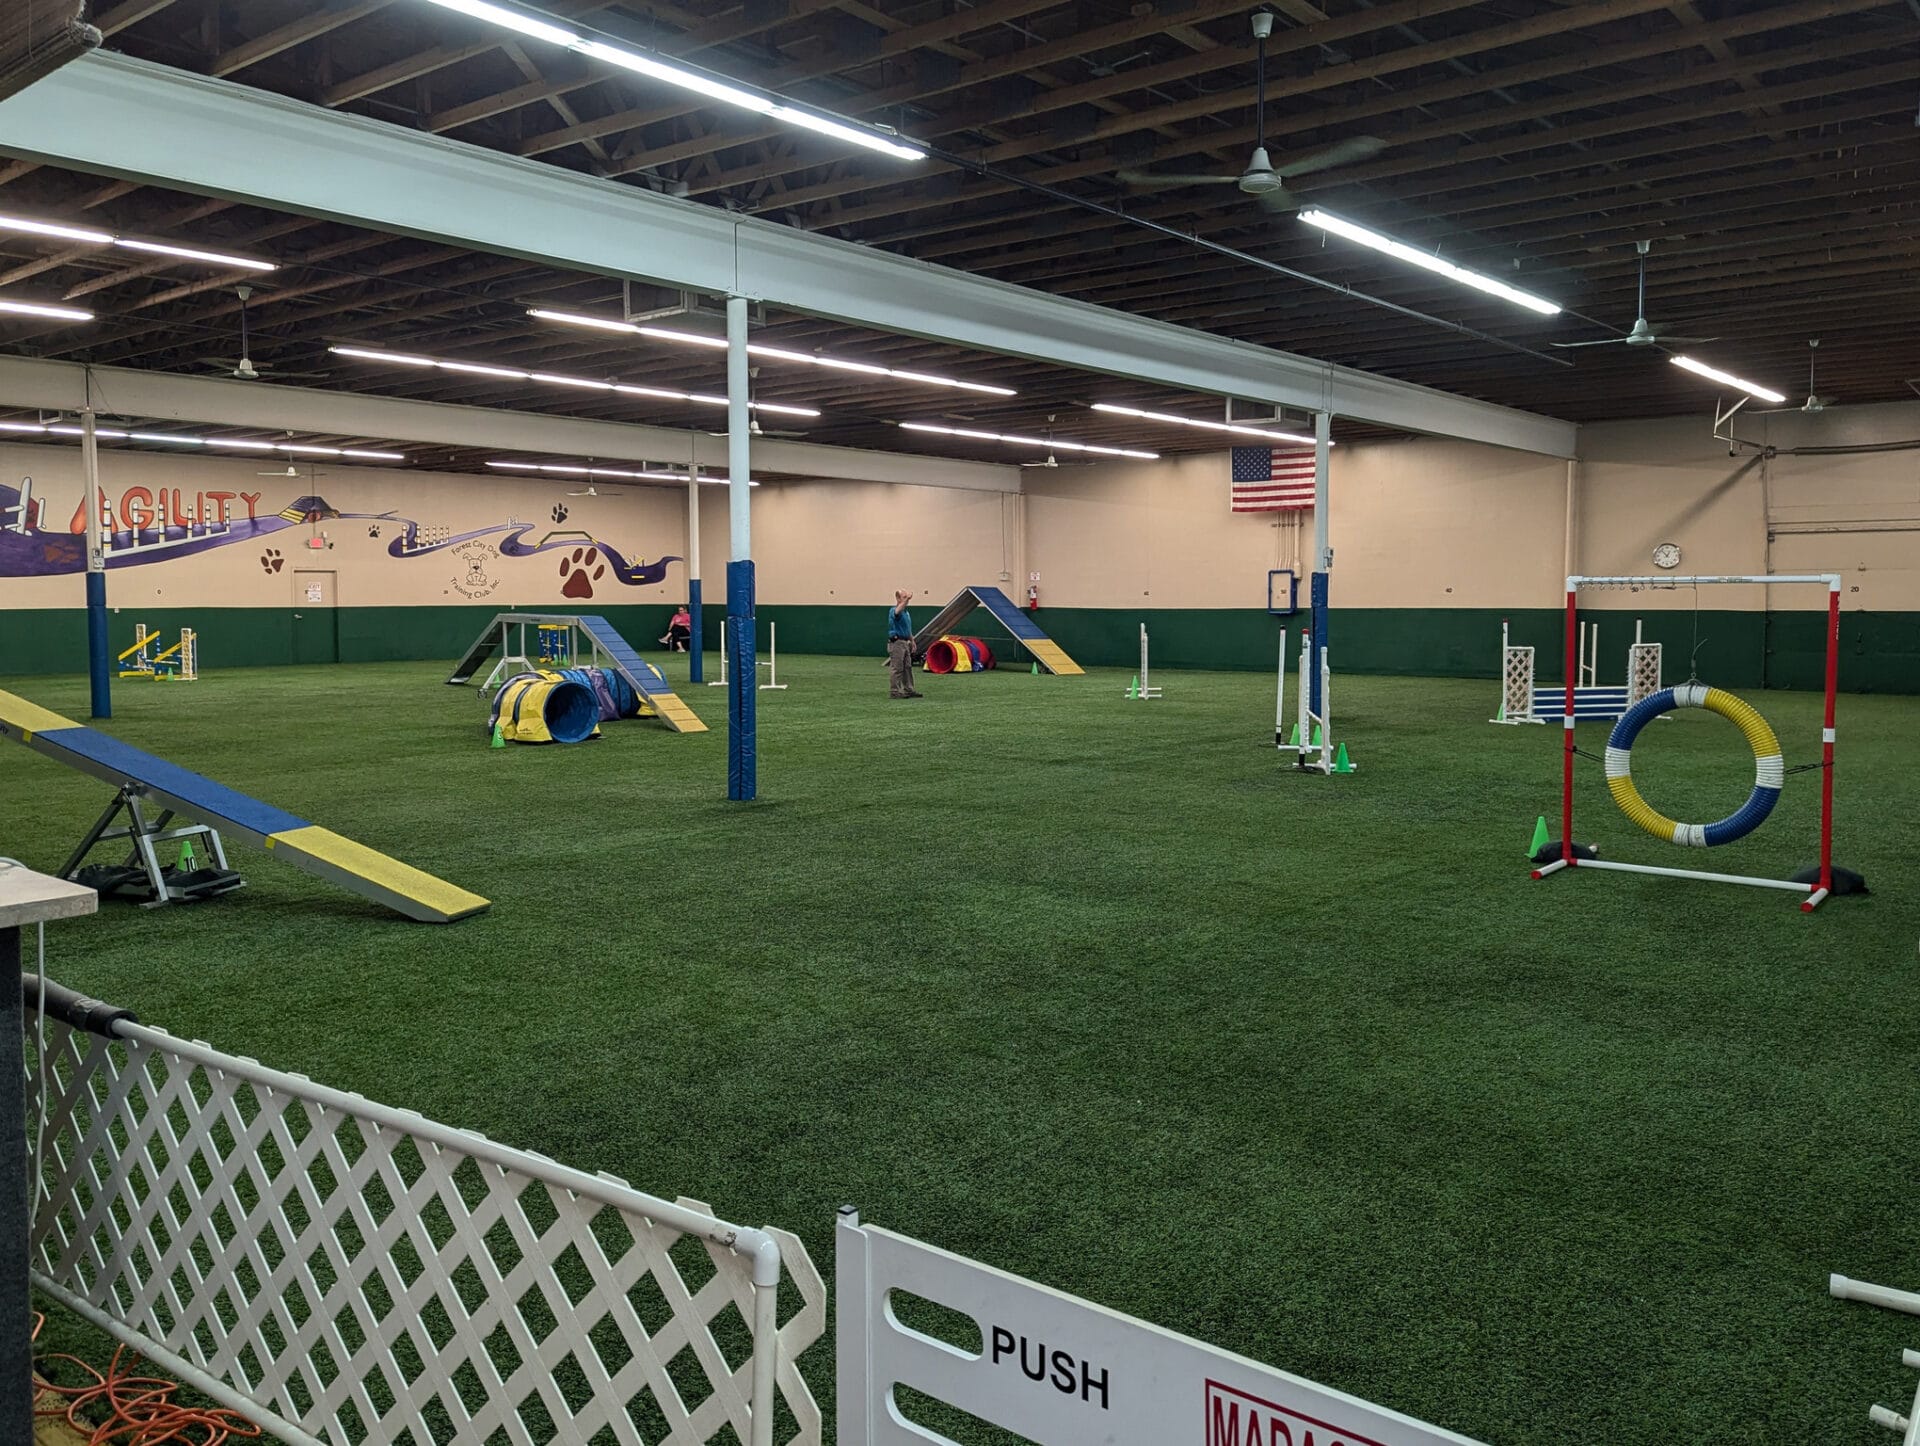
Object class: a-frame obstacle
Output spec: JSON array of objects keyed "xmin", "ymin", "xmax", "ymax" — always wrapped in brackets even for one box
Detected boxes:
[
  {"xmin": 911, "ymin": 586, "xmax": 1083, "ymax": 675},
  {"xmin": 448, "ymin": 612, "xmax": 706, "ymax": 733}
]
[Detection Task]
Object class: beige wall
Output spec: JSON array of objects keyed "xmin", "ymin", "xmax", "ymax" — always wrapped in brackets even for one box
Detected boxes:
[
  {"xmin": 0, "ymin": 443, "xmax": 688, "ymax": 611},
  {"xmin": 6, "ymin": 398, "xmax": 1918, "ymax": 617}
]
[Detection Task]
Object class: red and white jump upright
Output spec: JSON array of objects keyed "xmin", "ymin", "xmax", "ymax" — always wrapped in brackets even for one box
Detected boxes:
[{"xmin": 1530, "ymin": 572, "xmax": 1850, "ymax": 912}]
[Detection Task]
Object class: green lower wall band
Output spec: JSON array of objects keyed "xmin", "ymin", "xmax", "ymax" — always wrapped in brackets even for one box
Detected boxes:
[{"xmin": 6, "ymin": 604, "xmax": 1917, "ymax": 694}]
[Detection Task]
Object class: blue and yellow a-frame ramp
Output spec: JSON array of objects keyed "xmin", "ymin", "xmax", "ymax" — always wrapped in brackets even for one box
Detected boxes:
[
  {"xmin": 0, "ymin": 689, "xmax": 488, "ymax": 924},
  {"xmin": 912, "ymin": 586, "xmax": 1083, "ymax": 675}
]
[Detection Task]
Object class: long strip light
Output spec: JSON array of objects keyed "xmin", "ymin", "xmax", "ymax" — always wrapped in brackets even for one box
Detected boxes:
[
  {"xmin": 528, "ymin": 308, "xmax": 1017, "ymax": 397},
  {"xmin": 329, "ymin": 345, "xmax": 820, "ymax": 418},
  {"xmin": 0, "ymin": 419, "xmax": 400, "ymax": 459},
  {"xmin": 0, "ymin": 299, "xmax": 92, "ymax": 322},
  {"xmin": 1298, "ymin": 209, "xmax": 1561, "ymax": 317},
  {"xmin": 1670, "ymin": 355, "xmax": 1786, "ymax": 405},
  {"xmin": 900, "ymin": 422, "xmax": 1158, "ymax": 460},
  {"xmin": 419, "ymin": 0, "xmax": 924, "ymax": 160},
  {"xmin": 1090, "ymin": 403, "xmax": 1321, "ymax": 445},
  {"xmin": 486, "ymin": 459, "xmax": 758, "ymax": 486},
  {"xmin": 0, "ymin": 213, "xmax": 276, "ymax": 272}
]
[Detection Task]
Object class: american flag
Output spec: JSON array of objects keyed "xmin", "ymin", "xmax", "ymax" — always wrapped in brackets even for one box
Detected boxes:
[{"xmin": 1230, "ymin": 444, "xmax": 1317, "ymax": 512}]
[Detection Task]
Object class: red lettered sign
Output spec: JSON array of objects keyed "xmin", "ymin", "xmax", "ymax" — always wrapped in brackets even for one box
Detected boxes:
[{"xmin": 1206, "ymin": 1381, "xmax": 1390, "ymax": 1446}]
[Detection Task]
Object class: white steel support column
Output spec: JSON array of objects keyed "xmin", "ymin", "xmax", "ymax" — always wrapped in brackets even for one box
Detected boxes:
[
  {"xmin": 727, "ymin": 297, "xmax": 752, "ymax": 562},
  {"xmin": 1308, "ymin": 408, "xmax": 1331, "ymax": 717},
  {"xmin": 724, "ymin": 295, "xmax": 756, "ymax": 801},
  {"xmin": 686, "ymin": 464, "xmax": 704, "ymax": 685},
  {"xmin": 80, "ymin": 401, "xmax": 110, "ymax": 719}
]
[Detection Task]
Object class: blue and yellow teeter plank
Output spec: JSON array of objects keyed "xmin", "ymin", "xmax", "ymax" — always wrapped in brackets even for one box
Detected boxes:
[{"xmin": 0, "ymin": 687, "xmax": 488, "ymax": 923}]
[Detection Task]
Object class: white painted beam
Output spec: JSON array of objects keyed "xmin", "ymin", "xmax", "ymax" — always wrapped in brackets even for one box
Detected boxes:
[
  {"xmin": 0, "ymin": 52, "xmax": 1580, "ymax": 458},
  {"xmin": 0, "ymin": 354, "xmax": 1023, "ymax": 490}
]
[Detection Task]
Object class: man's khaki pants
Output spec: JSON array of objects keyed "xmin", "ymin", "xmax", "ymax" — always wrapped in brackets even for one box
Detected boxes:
[{"xmin": 888, "ymin": 638, "xmax": 915, "ymax": 697}]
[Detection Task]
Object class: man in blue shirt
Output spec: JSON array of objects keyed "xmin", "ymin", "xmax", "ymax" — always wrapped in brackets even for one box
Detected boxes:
[{"xmin": 887, "ymin": 589, "xmax": 922, "ymax": 699}]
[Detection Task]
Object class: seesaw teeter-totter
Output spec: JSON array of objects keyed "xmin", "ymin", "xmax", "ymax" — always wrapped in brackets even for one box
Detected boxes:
[{"xmin": 0, "ymin": 688, "xmax": 487, "ymax": 923}]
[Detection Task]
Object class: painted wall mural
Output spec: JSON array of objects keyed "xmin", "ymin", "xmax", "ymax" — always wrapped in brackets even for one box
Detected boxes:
[{"xmin": 0, "ymin": 479, "xmax": 679, "ymax": 601}]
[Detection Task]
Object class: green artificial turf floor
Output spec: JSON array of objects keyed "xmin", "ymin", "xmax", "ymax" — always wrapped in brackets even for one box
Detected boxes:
[{"xmin": 5, "ymin": 654, "xmax": 1918, "ymax": 1444}]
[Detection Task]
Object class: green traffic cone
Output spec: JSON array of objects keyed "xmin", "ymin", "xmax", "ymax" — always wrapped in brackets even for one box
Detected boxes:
[
  {"xmin": 490, "ymin": 720, "xmax": 506, "ymax": 749},
  {"xmin": 1333, "ymin": 742, "xmax": 1355, "ymax": 774},
  {"xmin": 1528, "ymin": 814, "xmax": 1550, "ymax": 860},
  {"xmin": 1030, "ymin": 662, "xmax": 1039, "ymax": 676},
  {"xmin": 177, "ymin": 838, "xmax": 196, "ymax": 870},
  {"xmin": 1127, "ymin": 675, "xmax": 1138, "ymax": 699},
  {"xmin": 1310, "ymin": 723, "xmax": 1324, "ymax": 748},
  {"xmin": 1287, "ymin": 723, "xmax": 1301, "ymax": 747}
]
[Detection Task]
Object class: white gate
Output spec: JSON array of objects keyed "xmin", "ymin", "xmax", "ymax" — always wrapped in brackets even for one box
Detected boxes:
[
  {"xmin": 24, "ymin": 978, "xmax": 824, "ymax": 1446},
  {"xmin": 836, "ymin": 1209, "xmax": 1486, "ymax": 1446}
]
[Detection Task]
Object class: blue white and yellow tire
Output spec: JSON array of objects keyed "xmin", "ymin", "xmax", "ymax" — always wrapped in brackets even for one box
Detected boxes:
[{"xmin": 1604, "ymin": 683, "xmax": 1783, "ymax": 847}]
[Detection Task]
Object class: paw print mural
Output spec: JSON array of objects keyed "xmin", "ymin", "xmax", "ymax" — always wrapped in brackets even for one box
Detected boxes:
[
  {"xmin": 551, "ymin": 503, "xmax": 569, "ymax": 523},
  {"xmin": 560, "ymin": 546, "xmax": 605, "ymax": 600},
  {"xmin": 367, "ymin": 524, "xmax": 381, "ymax": 538},
  {"xmin": 260, "ymin": 548, "xmax": 284, "ymax": 574}
]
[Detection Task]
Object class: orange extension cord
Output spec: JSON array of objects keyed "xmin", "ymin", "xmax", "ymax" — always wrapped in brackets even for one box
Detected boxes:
[{"xmin": 32, "ymin": 1313, "xmax": 262, "ymax": 1446}]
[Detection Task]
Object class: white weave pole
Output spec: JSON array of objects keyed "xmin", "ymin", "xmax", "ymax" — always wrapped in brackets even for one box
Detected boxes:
[
  {"xmin": 1834, "ymin": 1276, "xmax": 1920, "ymax": 1318},
  {"xmin": 1274, "ymin": 628, "xmax": 1288, "ymax": 748},
  {"xmin": 707, "ymin": 623, "xmax": 729, "ymax": 686},
  {"xmin": 758, "ymin": 620, "xmax": 787, "ymax": 689},
  {"xmin": 1132, "ymin": 623, "xmax": 1162, "ymax": 699}
]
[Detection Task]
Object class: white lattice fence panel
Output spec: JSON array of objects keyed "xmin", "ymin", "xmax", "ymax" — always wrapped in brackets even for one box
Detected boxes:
[
  {"xmin": 1499, "ymin": 645, "xmax": 1535, "ymax": 723},
  {"xmin": 25, "ymin": 1009, "xmax": 823, "ymax": 1446},
  {"xmin": 1628, "ymin": 642, "xmax": 1663, "ymax": 705}
]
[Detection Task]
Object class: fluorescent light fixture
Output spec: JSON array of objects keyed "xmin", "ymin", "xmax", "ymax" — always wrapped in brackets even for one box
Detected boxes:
[
  {"xmin": 485, "ymin": 460, "xmax": 757, "ymax": 485},
  {"xmin": 528, "ymin": 308, "xmax": 1014, "ymax": 396},
  {"xmin": 768, "ymin": 105, "xmax": 924, "ymax": 162},
  {"xmin": 1090, "ymin": 403, "xmax": 1321, "ymax": 445},
  {"xmin": 0, "ymin": 299, "xmax": 92, "ymax": 322},
  {"xmin": 1670, "ymin": 355, "xmax": 1786, "ymax": 405},
  {"xmin": 900, "ymin": 421, "xmax": 1158, "ymax": 461},
  {"xmin": 0, "ymin": 419, "xmax": 403, "ymax": 460},
  {"xmin": 331, "ymin": 346, "xmax": 437, "ymax": 368},
  {"xmin": 417, "ymin": 0, "xmax": 924, "ymax": 160},
  {"xmin": 113, "ymin": 238, "xmax": 277, "ymax": 272},
  {"xmin": 418, "ymin": 0, "xmax": 582, "ymax": 46},
  {"xmin": 330, "ymin": 343, "xmax": 820, "ymax": 418},
  {"xmin": 0, "ymin": 216, "xmax": 113, "ymax": 244},
  {"xmin": 0, "ymin": 212, "xmax": 275, "ymax": 271},
  {"xmin": 1298, "ymin": 209, "xmax": 1561, "ymax": 317}
]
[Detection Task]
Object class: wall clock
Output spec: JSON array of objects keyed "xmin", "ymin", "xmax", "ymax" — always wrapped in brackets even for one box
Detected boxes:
[{"xmin": 1652, "ymin": 542, "xmax": 1682, "ymax": 570}]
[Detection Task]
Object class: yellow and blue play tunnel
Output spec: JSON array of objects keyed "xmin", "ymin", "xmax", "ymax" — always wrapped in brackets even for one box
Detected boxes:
[{"xmin": 490, "ymin": 671, "xmax": 601, "ymax": 744}]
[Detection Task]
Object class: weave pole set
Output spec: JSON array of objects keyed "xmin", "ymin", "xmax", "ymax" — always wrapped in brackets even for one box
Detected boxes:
[{"xmin": 1530, "ymin": 573, "xmax": 1854, "ymax": 912}]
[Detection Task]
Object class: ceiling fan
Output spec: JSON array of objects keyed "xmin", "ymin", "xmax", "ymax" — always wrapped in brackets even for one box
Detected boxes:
[
  {"xmin": 1019, "ymin": 416, "xmax": 1097, "ymax": 468},
  {"xmin": 1113, "ymin": 11, "xmax": 1385, "ymax": 213},
  {"xmin": 1758, "ymin": 339, "xmax": 1838, "ymax": 414},
  {"xmin": 565, "ymin": 484, "xmax": 626, "ymax": 496},
  {"xmin": 703, "ymin": 366, "xmax": 810, "ymax": 439},
  {"xmin": 1552, "ymin": 240, "xmax": 1718, "ymax": 349},
  {"xmin": 198, "ymin": 286, "xmax": 332, "ymax": 381}
]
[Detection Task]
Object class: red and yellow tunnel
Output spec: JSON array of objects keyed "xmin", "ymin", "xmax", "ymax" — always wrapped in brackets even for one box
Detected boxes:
[{"xmin": 922, "ymin": 636, "xmax": 996, "ymax": 675}]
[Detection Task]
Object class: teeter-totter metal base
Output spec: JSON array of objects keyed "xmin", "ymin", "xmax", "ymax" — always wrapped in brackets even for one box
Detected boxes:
[{"xmin": 62, "ymin": 782, "xmax": 245, "ymax": 908}]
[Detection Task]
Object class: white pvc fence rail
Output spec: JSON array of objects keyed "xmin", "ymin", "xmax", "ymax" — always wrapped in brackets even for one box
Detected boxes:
[{"xmin": 22, "ymin": 978, "xmax": 824, "ymax": 1446}]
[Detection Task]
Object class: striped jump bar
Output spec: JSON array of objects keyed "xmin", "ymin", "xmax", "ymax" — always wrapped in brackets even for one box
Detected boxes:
[{"xmin": 0, "ymin": 689, "xmax": 488, "ymax": 923}]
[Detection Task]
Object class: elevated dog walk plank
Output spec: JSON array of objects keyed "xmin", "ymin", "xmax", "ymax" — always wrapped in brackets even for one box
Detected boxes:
[
  {"xmin": 912, "ymin": 586, "xmax": 1084, "ymax": 675},
  {"xmin": 0, "ymin": 689, "xmax": 488, "ymax": 924},
  {"xmin": 574, "ymin": 615, "xmax": 709, "ymax": 733}
]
